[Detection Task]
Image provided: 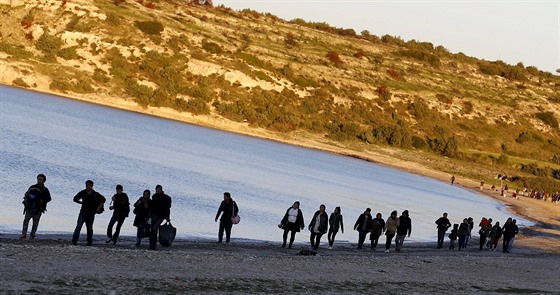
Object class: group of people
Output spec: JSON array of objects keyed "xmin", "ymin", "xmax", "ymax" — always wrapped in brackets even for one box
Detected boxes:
[
  {"xmin": 435, "ymin": 213, "xmax": 519, "ymax": 253},
  {"xmin": 279, "ymin": 202, "xmax": 412, "ymax": 253},
  {"xmin": 20, "ymin": 174, "xmax": 521, "ymax": 253},
  {"xmin": 19, "ymin": 174, "xmax": 238, "ymax": 250}
]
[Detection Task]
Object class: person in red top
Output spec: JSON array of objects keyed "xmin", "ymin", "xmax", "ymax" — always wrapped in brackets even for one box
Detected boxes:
[{"xmin": 478, "ymin": 217, "xmax": 492, "ymax": 250}]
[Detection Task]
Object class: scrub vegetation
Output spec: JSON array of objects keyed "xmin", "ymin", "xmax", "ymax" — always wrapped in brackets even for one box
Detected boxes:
[{"xmin": 0, "ymin": 0, "xmax": 559, "ymax": 192}]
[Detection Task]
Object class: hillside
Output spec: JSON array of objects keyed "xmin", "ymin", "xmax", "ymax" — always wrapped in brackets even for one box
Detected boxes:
[{"xmin": 1, "ymin": 0, "xmax": 560, "ymax": 192}]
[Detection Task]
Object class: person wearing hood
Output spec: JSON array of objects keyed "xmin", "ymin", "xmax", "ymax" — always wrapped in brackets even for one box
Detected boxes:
[{"xmin": 384, "ymin": 210, "xmax": 400, "ymax": 253}]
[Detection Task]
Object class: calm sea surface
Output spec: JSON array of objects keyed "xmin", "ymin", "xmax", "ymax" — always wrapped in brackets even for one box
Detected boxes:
[{"xmin": 0, "ymin": 85, "xmax": 528, "ymax": 243}]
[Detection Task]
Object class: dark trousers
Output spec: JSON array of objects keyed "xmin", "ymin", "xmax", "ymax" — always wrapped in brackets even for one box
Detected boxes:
[
  {"xmin": 107, "ymin": 214, "xmax": 126, "ymax": 242},
  {"xmin": 437, "ymin": 230, "xmax": 447, "ymax": 248},
  {"xmin": 357, "ymin": 229, "xmax": 368, "ymax": 249},
  {"xmin": 385, "ymin": 233, "xmax": 395, "ymax": 250},
  {"xmin": 310, "ymin": 232, "xmax": 323, "ymax": 250},
  {"xmin": 135, "ymin": 223, "xmax": 148, "ymax": 246},
  {"xmin": 22, "ymin": 211, "xmax": 42, "ymax": 237},
  {"xmin": 149, "ymin": 216, "xmax": 164, "ymax": 250},
  {"xmin": 458, "ymin": 234, "xmax": 467, "ymax": 249},
  {"xmin": 479, "ymin": 234, "xmax": 487, "ymax": 250},
  {"xmin": 502, "ymin": 236, "xmax": 512, "ymax": 252},
  {"xmin": 282, "ymin": 228, "xmax": 297, "ymax": 248},
  {"xmin": 218, "ymin": 221, "xmax": 233, "ymax": 243},
  {"xmin": 72, "ymin": 212, "xmax": 95, "ymax": 245},
  {"xmin": 327, "ymin": 228, "xmax": 338, "ymax": 247},
  {"xmin": 371, "ymin": 233, "xmax": 381, "ymax": 249}
]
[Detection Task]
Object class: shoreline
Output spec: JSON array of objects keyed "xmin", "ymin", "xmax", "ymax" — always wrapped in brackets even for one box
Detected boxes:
[{"xmin": 7, "ymin": 84, "xmax": 560, "ymax": 254}]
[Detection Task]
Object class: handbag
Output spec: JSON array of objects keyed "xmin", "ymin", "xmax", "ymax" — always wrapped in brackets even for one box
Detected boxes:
[
  {"xmin": 158, "ymin": 221, "xmax": 176, "ymax": 247},
  {"xmin": 230, "ymin": 201, "xmax": 240, "ymax": 224}
]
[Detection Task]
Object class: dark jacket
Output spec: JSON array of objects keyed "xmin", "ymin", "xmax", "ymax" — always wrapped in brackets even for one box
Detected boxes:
[
  {"xmin": 370, "ymin": 217, "xmax": 385, "ymax": 239},
  {"xmin": 354, "ymin": 213, "xmax": 373, "ymax": 232},
  {"xmin": 73, "ymin": 189, "xmax": 106, "ymax": 214},
  {"xmin": 458, "ymin": 223, "xmax": 469, "ymax": 236},
  {"xmin": 490, "ymin": 225, "xmax": 503, "ymax": 240},
  {"xmin": 309, "ymin": 211, "xmax": 329, "ymax": 234},
  {"xmin": 329, "ymin": 213, "xmax": 344, "ymax": 232},
  {"xmin": 151, "ymin": 192, "xmax": 171, "ymax": 219},
  {"xmin": 435, "ymin": 217, "xmax": 451, "ymax": 231},
  {"xmin": 502, "ymin": 222, "xmax": 518, "ymax": 238},
  {"xmin": 215, "ymin": 200, "xmax": 239, "ymax": 224},
  {"xmin": 23, "ymin": 184, "xmax": 52, "ymax": 214},
  {"xmin": 133, "ymin": 197, "xmax": 152, "ymax": 227},
  {"xmin": 111, "ymin": 193, "xmax": 130, "ymax": 217},
  {"xmin": 397, "ymin": 215, "xmax": 412, "ymax": 236},
  {"xmin": 449, "ymin": 228, "xmax": 458, "ymax": 240},
  {"xmin": 281, "ymin": 207, "xmax": 304, "ymax": 232}
]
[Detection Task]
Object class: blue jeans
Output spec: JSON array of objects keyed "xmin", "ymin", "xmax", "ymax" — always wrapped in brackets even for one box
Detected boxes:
[
  {"xmin": 437, "ymin": 230, "xmax": 447, "ymax": 248},
  {"xmin": 149, "ymin": 216, "xmax": 165, "ymax": 249},
  {"xmin": 357, "ymin": 229, "xmax": 368, "ymax": 249},
  {"xmin": 72, "ymin": 212, "xmax": 95, "ymax": 245}
]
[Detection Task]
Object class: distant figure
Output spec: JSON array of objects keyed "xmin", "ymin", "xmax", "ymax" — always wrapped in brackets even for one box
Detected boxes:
[
  {"xmin": 507, "ymin": 219, "xmax": 519, "ymax": 253},
  {"xmin": 448, "ymin": 224, "xmax": 458, "ymax": 250},
  {"xmin": 435, "ymin": 212, "xmax": 451, "ymax": 249},
  {"xmin": 384, "ymin": 210, "xmax": 400, "ymax": 253},
  {"xmin": 354, "ymin": 208, "xmax": 372, "ymax": 249},
  {"xmin": 149, "ymin": 184, "xmax": 172, "ymax": 250},
  {"xmin": 478, "ymin": 217, "xmax": 492, "ymax": 250},
  {"xmin": 133, "ymin": 189, "xmax": 152, "ymax": 247},
  {"xmin": 465, "ymin": 217, "xmax": 474, "ymax": 248},
  {"xmin": 370, "ymin": 213, "xmax": 385, "ymax": 251},
  {"xmin": 395, "ymin": 210, "xmax": 412, "ymax": 252},
  {"xmin": 106, "ymin": 184, "xmax": 130, "ymax": 245},
  {"xmin": 280, "ymin": 201, "xmax": 304, "ymax": 249},
  {"xmin": 458, "ymin": 218, "xmax": 470, "ymax": 250},
  {"xmin": 72, "ymin": 180, "xmax": 106, "ymax": 246},
  {"xmin": 450, "ymin": 175, "xmax": 456, "ymax": 185},
  {"xmin": 489, "ymin": 221, "xmax": 503, "ymax": 251},
  {"xmin": 308, "ymin": 204, "xmax": 329, "ymax": 250},
  {"xmin": 20, "ymin": 174, "xmax": 52, "ymax": 241},
  {"xmin": 480, "ymin": 180, "xmax": 485, "ymax": 190},
  {"xmin": 327, "ymin": 206, "xmax": 344, "ymax": 249},
  {"xmin": 215, "ymin": 192, "xmax": 239, "ymax": 244}
]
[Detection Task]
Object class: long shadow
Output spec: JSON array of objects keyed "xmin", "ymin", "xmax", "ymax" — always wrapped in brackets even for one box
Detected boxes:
[{"xmin": 522, "ymin": 220, "xmax": 560, "ymax": 239}]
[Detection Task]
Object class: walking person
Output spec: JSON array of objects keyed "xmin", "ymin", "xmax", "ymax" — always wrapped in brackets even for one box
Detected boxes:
[
  {"xmin": 370, "ymin": 213, "xmax": 385, "ymax": 251},
  {"xmin": 450, "ymin": 175, "xmax": 455, "ymax": 185},
  {"xmin": 435, "ymin": 212, "xmax": 451, "ymax": 249},
  {"xmin": 149, "ymin": 184, "xmax": 171, "ymax": 250},
  {"xmin": 395, "ymin": 210, "xmax": 412, "ymax": 252},
  {"xmin": 502, "ymin": 217, "xmax": 516, "ymax": 253},
  {"xmin": 465, "ymin": 217, "xmax": 474, "ymax": 248},
  {"xmin": 133, "ymin": 189, "xmax": 152, "ymax": 247},
  {"xmin": 106, "ymin": 184, "xmax": 130, "ymax": 245},
  {"xmin": 508, "ymin": 219, "xmax": 519, "ymax": 252},
  {"xmin": 384, "ymin": 210, "xmax": 399, "ymax": 253},
  {"xmin": 353, "ymin": 208, "xmax": 372, "ymax": 249},
  {"xmin": 214, "ymin": 192, "xmax": 239, "ymax": 244},
  {"xmin": 327, "ymin": 206, "xmax": 344, "ymax": 249},
  {"xmin": 448, "ymin": 224, "xmax": 459, "ymax": 250},
  {"xmin": 478, "ymin": 217, "xmax": 492, "ymax": 250},
  {"xmin": 72, "ymin": 180, "xmax": 106, "ymax": 246},
  {"xmin": 280, "ymin": 201, "xmax": 305, "ymax": 248},
  {"xmin": 489, "ymin": 221, "xmax": 503, "ymax": 251},
  {"xmin": 308, "ymin": 204, "xmax": 329, "ymax": 250},
  {"xmin": 20, "ymin": 174, "xmax": 52, "ymax": 241},
  {"xmin": 457, "ymin": 218, "xmax": 470, "ymax": 250}
]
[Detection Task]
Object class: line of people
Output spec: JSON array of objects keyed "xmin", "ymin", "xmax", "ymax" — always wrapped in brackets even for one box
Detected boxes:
[
  {"xmin": 19, "ymin": 175, "xmax": 238, "ymax": 251},
  {"xmin": 279, "ymin": 203, "xmax": 412, "ymax": 253},
  {"xmin": 435, "ymin": 213, "xmax": 519, "ymax": 253}
]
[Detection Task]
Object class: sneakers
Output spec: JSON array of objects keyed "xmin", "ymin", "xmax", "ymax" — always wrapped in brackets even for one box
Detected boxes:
[
  {"xmin": 385, "ymin": 249, "xmax": 390, "ymax": 253},
  {"xmin": 327, "ymin": 246, "xmax": 332, "ymax": 250},
  {"xmin": 20, "ymin": 234, "xmax": 27, "ymax": 239},
  {"xmin": 106, "ymin": 238, "xmax": 113, "ymax": 243},
  {"xmin": 29, "ymin": 235, "xmax": 35, "ymax": 241}
]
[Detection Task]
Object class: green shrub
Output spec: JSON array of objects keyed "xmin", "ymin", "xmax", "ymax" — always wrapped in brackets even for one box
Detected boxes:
[
  {"xmin": 202, "ymin": 40, "xmax": 224, "ymax": 54},
  {"xmin": 125, "ymin": 79, "xmax": 154, "ymax": 108},
  {"xmin": 92, "ymin": 68, "xmax": 110, "ymax": 83},
  {"xmin": 106, "ymin": 12, "xmax": 120, "ymax": 26},
  {"xmin": 134, "ymin": 20, "xmax": 164, "ymax": 35},
  {"xmin": 516, "ymin": 131, "xmax": 532, "ymax": 143},
  {"xmin": 396, "ymin": 49, "xmax": 441, "ymax": 67},
  {"xmin": 536, "ymin": 112, "xmax": 558, "ymax": 128},
  {"xmin": 411, "ymin": 135, "xmax": 428, "ymax": 149},
  {"xmin": 254, "ymin": 71, "xmax": 273, "ymax": 82},
  {"xmin": 427, "ymin": 126, "xmax": 459, "ymax": 157},
  {"xmin": 0, "ymin": 42, "xmax": 33, "ymax": 59},
  {"xmin": 57, "ymin": 46, "xmax": 79, "ymax": 60},
  {"xmin": 462, "ymin": 101, "xmax": 474, "ymax": 113},
  {"xmin": 520, "ymin": 162, "xmax": 551, "ymax": 177},
  {"xmin": 36, "ymin": 33, "xmax": 63, "ymax": 56},
  {"xmin": 436, "ymin": 94, "xmax": 453, "ymax": 104},
  {"xmin": 293, "ymin": 76, "xmax": 318, "ymax": 88}
]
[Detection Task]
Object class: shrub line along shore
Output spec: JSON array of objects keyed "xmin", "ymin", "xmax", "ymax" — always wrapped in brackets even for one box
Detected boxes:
[{"xmin": 7, "ymin": 86, "xmax": 560, "ymax": 254}]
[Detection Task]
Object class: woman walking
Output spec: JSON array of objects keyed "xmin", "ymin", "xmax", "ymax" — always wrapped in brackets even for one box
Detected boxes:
[
  {"xmin": 384, "ymin": 210, "xmax": 399, "ymax": 253},
  {"xmin": 327, "ymin": 206, "xmax": 344, "ymax": 249},
  {"xmin": 132, "ymin": 189, "xmax": 152, "ymax": 247},
  {"xmin": 308, "ymin": 204, "xmax": 329, "ymax": 250},
  {"xmin": 280, "ymin": 201, "xmax": 305, "ymax": 248}
]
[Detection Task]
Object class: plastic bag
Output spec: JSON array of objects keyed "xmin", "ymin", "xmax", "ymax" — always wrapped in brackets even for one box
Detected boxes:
[{"xmin": 158, "ymin": 221, "xmax": 176, "ymax": 247}]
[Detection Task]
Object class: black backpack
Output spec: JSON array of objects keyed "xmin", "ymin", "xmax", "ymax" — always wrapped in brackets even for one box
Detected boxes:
[{"xmin": 23, "ymin": 188, "xmax": 42, "ymax": 213}]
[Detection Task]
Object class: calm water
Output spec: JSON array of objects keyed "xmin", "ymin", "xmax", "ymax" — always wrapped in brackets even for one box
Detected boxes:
[{"xmin": 0, "ymin": 85, "xmax": 528, "ymax": 243}]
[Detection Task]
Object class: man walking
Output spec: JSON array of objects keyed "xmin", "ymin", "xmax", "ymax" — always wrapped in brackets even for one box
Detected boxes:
[
  {"xmin": 395, "ymin": 210, "xmax": 412, "ymax": 252},
  {"xmin": 435, "ymin": 212, "xmax": 451, "ymax": 249},
  {"xmin": 149, "ymin": 184, "xmax": 171, "ymax": 250},
  {"xmin": 106, "ymin": 184, "xmax": 130, "ymax": 245},
  {"xmin": 20, "ymin": 174, "xmax": 52, "ymax": 240},
  {"xmin": 72, "ymin": 180, "xmax": 106, "ymax": 246}
]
